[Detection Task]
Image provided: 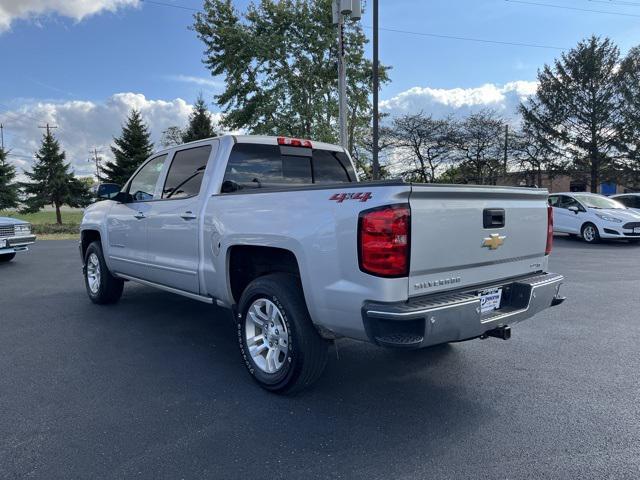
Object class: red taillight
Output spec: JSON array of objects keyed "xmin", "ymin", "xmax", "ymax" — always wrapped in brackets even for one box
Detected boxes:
[
  {"xmin": 545, "ymin": 205, "xmax": 553, "ymax": 255},
  {"xmin": 358, "ymin": 204, "xmax": 410, "ymax": 277},
  {"xmin": 277, "ymin": 136, "xmax": 312, "ymax": 148}
]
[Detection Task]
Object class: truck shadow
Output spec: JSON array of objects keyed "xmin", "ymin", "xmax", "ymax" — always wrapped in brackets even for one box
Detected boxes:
[{"xmin": 92, "ymin": 284, "xmax": 490, "ymax": 477}]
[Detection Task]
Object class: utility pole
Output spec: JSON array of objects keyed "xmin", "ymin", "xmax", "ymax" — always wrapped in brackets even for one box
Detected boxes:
[
  {"xmin": 372, "ymin": 0, "xmax": 380, "ymax": 180},
  {"xmin": 333, "ymin": 1, "xmax": 361, "ymax": 152},
  {"xmin": 0, "ymin": 123, "xmax": 4, "ymax": 151},
  {"xmin": 89, "ymin": 148, "xmax": 103, "ymax": 182},
  {"xmin": 503, "ymin": 124, "xmax": 509, "ymax": 176},
  {"xmin": 38, "ymin": 123, "xmax": 58, "ymax": 136},
  {"xmin": 337, "ymin": 13, "xmax": 347, "ymax": 150}
]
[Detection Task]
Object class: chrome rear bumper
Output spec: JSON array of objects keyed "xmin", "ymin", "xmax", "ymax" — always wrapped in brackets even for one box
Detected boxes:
[{"xmin": 362, "ymin": 272, "xmax": 565, "ymax": 348}]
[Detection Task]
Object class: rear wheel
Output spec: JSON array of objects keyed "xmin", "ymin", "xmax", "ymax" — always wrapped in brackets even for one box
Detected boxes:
[
  {"xmin": 84, "ymin": 241, "xmax": 124, "ymax": 304},
  {"xmin": 237, "ymin": 273, "xmax": 328, "ymax": 394},
  {"xmin": 581, "ymin": 223, "xmax": 600, "ymax": 244},
  {"xmin": 0, "ymin": 252, "xmax": 16, "ymax": 262}
]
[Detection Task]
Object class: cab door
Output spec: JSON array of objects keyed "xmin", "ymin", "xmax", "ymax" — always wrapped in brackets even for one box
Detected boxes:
[
  {"xmin": 106, "ymin": 154, "xmax": 167, "ymax": 278},
  {"xmin": 144, "ymin": 143, "xmax": 215, "ymax": 293}
]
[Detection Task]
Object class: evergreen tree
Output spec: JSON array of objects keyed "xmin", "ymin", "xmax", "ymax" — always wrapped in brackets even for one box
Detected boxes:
[
  {"xmin": 616, "ymin": 46, "xmax": 640, "ymax": 189},
  {"xmin": 0, "ymin": 148, "xmax": 20, "ymax": 210},
  {"xmin": 521, "ymin": 36, "xmax": 622, "ymax": 193},
  {"xmin": 101, "ymin": 109, "xmax": 154, "ymax": 186},
  {"xmin": 21, "ymin": 130, "xmax": 91, "ymax": 224},
  {"xmin": 182, "ymin": 94, "xmax": 217, "ymax": 143}
]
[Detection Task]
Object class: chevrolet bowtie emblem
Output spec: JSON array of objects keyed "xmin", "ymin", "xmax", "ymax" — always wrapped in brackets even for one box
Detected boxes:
[{"xmin": 482, "ymin": 233, "xmax": 506, "ymax": 250}]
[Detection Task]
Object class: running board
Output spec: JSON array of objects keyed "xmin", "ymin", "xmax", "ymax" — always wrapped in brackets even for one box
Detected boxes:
[{"xmin": 115, "ymin": 273, "xmax": 215, "ymax": 304}]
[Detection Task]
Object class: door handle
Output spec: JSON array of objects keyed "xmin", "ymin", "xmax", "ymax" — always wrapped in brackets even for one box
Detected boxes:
[
  {"xmin": 180, "ymin": 211, "xmax": 197, "ymax": 220},
  {"xmin": 134, "ymin": 211, "xmax": 145, "ymax": 219}
]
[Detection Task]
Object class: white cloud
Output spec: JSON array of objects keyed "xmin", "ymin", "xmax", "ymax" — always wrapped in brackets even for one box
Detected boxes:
[
  {"xmin": 1, "ymin": 93, "xmax": 223, "ymax": 179},
  {"xmin": 166, "ymin": 74, "xmax": 224, "ymax": 89},
  {"xmin": 380, "ymin": 81, "xmax": 538, "ymax": 119},
  {"xmin": 0, "ymin": 0, "xmax": 138, "ymax": 32}
]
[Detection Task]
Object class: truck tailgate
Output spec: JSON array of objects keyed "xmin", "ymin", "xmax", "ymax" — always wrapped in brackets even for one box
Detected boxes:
[{"xmin": 408, "ymin": 184, "xmax": 549, "ymax": 297}]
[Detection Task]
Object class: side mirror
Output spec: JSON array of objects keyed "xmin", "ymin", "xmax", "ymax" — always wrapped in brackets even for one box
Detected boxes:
[
  {"xmin": 568, "ymin": 206, "xmax": 579, "ymax": 214},
  {"xmin": 96, "ymin": 183, "xmax": 122, "ymax": 200}
]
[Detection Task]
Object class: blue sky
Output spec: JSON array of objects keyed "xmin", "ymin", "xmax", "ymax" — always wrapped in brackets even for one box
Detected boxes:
[{"xmin": 1, "ymin": 0, "xmax": 639, "ymax": 175}]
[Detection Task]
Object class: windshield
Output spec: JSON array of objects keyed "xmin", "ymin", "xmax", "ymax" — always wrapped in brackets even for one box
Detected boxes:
[{"xmin": 573, "ymin": 194, "xmax": 625, "ymax": 209}]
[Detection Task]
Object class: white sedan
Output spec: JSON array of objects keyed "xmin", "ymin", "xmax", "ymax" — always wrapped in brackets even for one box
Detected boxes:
[
  {"xmin": 611, "ymin": 193, "xmax": 640, "ymax": 214},
  {"xmin": 548, "ymin": 192, "xmax": 640, "ymax": 244}
]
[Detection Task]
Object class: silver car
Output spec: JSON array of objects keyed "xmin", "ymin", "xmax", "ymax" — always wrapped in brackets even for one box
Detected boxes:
[{"xmin": 0, "ymin": 217, "xmax": 36, "ymax": 262}]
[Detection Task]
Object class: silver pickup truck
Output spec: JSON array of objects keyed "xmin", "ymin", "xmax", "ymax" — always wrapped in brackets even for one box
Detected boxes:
[{"xmin": 80, "ymin": 135, "xmax": 565, "ymax": 393}]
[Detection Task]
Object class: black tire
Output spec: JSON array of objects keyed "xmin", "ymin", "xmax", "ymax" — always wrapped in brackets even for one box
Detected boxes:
[
  {"xmin": 0, "ymin": 252, "xmax": 16, "ymax": 263},
  {"xmin": 84, "ymin": 241, "xmax": 124, "ymax": 304},
  {"xmin": 581, "ymin": 223, "xmax": 600, "ymax": 244},
  {"xmin": 237, "ymin": 273, "xmax": 328, "ymax": 394}
]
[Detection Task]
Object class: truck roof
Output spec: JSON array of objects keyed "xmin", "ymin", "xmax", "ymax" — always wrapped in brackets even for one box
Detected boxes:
[{"xmin": 153, "ymin": 134, "xmax": 345, "ymax": 156}]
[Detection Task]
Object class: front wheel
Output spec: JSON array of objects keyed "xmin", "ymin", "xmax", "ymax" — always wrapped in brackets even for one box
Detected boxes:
[
  {"xmin": 581, "ymin": 223, "xmax": 600, "ymax": 244},
  {"xmin": 0, "ymin": 252, "xmax": 16, "ymax": 263},
  {"xmin": 84, "ymin": 241, "xmax": 124, "ymax": 304},
  {"xmin": 237, "ymin": 273, "xmax": 328, "ymax": 394}
]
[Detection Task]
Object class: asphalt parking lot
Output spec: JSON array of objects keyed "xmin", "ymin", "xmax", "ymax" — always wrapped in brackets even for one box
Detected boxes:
[{"xmin": 1, "ymin": 238, "xmax": 639, "ymax": 479}]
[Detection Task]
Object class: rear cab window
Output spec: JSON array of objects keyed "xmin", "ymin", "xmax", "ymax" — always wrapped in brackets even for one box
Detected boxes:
[
  {"xmin": 162, "ymin": 145, "xmax": 212, "ymax": 199},
  {"xmin": 221, "ymin": 143, "xmax": 355, "ymax": 193}
]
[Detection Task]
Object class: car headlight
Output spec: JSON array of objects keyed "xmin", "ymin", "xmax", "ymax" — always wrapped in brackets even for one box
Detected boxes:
[
  {"xmin": 595, "ymin": 214, "xmax": 622, "ymax": 223},
  {"xmin": 14, "ymin": 224, "xmax": 32, "ymax": 235}
]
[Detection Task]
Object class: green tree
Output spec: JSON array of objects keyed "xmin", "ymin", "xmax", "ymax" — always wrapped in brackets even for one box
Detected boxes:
[
  {"xmin": 101, "ymin": 109, "xmax": 154, "ymax": 186},
  {"xmin": 0, "ymin": 148, "xmax": 20, "ymax": 210},
  {"xmin": 20, "ymin": 131, "xmax": 91, "ymax": 224},
  {"xmin": 521, "ymin": 36, "xmax": 622, "ymax": 193},
  {"xmin": 616, "ymin": 46, "xmax": 640, "ymax": 190},
  {"xmin": 182, "ymin": 93, "xmax": 217, "ymax": 143},
  {"xmin": 193, "ymin": 0, "xmax": 390, "ymax": 155}
]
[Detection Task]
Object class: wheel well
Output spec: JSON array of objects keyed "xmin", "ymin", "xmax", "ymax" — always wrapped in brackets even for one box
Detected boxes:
[
  {"xmin": 581, "ymin": 222, "xmax": 598, "ymax": 233},
  {"xmin": 81, "ymin": 230, "xmax": 101, "ymax": 258},
  {"xmin": 228, "ymin": 246, "xmax": 301, "ymax": 303}
]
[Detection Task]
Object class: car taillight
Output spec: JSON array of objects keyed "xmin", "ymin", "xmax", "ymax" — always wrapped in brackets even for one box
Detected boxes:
[
  {"xmin": 277, "ymin": 136, "xmax": 312, "ymax": 148},
  {"xmin": 546, "ymin": 205, "xmax": 553, "ymax": 255},
  {"xmin": 358, "ymin": 204, "xmax": 410, "ymax": 277}
]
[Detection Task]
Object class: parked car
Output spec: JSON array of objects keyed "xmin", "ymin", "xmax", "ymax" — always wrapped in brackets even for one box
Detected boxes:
[
  {"xmin": 0, "ymin": 217, "xmax": 37, "ymax": 262},
  {"xmin": 611, "ymin": 193, "xmax": 640, "ymax": 214},
  {"xmin": 80, "ymin": 135, "xmax": 565, "ymax": 393},
  {"xmin": 548, "ymin": 192, "xmax": 640, "ymax": 243}
]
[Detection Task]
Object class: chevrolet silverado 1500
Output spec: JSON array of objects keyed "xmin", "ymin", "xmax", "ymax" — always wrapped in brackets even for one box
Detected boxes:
[{"xmin": 80, "ymin": 135, "xmax": 565, "ymax": 393}]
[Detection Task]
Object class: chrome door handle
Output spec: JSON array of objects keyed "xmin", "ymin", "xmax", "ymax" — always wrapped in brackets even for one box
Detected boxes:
[
  {"xmin": 134, "ymin": 211, "xmax": 145, "ymax": 219},
  {"xmin": 180, "ymin": 211, "xmax": 197, "ymax": 220}
]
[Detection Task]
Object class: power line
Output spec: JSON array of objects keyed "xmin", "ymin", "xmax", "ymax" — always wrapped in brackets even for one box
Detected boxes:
[
  {"xmin": 139, "ymin": 0, "xmax": 199, "ymax": 12},
  {"xmin": 38, "ymin": 123, "xmax": 58, "ymax": 136},
  {"xmin": 505, "ymin": 0, "xmax": 640, "ymax": 17},
  {"xmin": 367, "ymin": 26, "xmax": 568, "ymax": 50},
  {"xmin": 0, "ymin": 103, "xmax": 44, "ymax": 124},
  {"xmin": 138, "ymin": 0, "xmax": 568, "ymax": 51},
  {"xmin": 6, "ymin": 153, "xmax": 35, "ymax": 160},
  {"xmin": 589, "ymin": 0, "xmax": 640, "ymax": 6}
]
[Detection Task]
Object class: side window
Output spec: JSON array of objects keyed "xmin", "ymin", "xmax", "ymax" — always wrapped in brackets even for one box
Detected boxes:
[
  {"xmin": 127, "ymin": 155, "xmax": 167, "ymax": 201},
  {"xmin": 312, "ymin": 150, "xmax": 352, "ymax": 183},
  {"xmin": 223, "ymin": 144, "xmax": 312, "ymax": 191},
  {"xmin": 162, "ymin": 145, "xmax": 212, "ymax": 199},
  {"xmin": 548, "ymin": 195, "xmax": 559, "ymax": 207}
]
